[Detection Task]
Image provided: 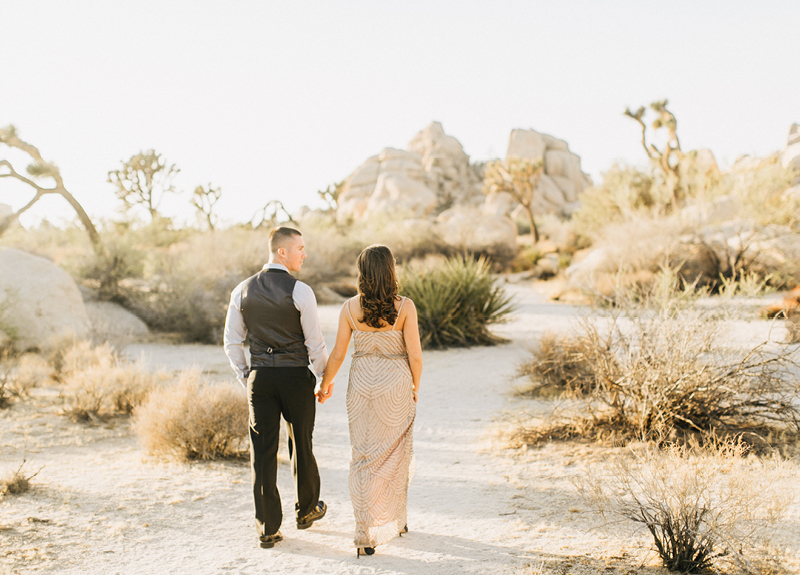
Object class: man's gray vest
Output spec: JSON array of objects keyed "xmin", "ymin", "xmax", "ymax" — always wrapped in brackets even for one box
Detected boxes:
[{"xmin": 241, "ymin": 269, "xmax": 309, "ymax": 368}]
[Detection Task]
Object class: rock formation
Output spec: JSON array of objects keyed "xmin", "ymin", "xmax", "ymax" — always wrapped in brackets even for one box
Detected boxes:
[
  {"xmin": 0, "ymin": 247, "xmax": 91, "ymax": 351},
  {"xmin": 84, "ymin": 300, "xmax": 149, "ymax": 345},
  {"xmin": 337, "ymin": 122, "xmax": 483, "ymax": 223},
  {"xmin": 331, "ymin": 122, "xmax": 590, "ymax": 256},
  {"xmin": 500, "ymin": 128, "xmax": 592, "ymax": 217}
]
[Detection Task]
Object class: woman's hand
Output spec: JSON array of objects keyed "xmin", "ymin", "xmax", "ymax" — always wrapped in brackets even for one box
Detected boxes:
[
  {"xmin": 413, "ymin": 388, "xmax": 419, "ymax": 403},
  {"xmin": 317, "ymin": 382, "xmax": 334, "ymax": 404}
]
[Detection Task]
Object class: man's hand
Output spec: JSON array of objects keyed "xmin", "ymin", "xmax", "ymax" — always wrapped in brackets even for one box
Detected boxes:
[{"xmin": 317, "ymin": 382, "xmax": 334, "ymax": 404}]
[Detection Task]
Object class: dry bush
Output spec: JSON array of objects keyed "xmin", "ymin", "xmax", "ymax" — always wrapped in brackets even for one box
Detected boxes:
[
  {"xmin": 0, "ymin": 352, "xmax": 51, "ymax": 407},
  {"xmin": 59, "ymin": 341, "xmax": 164, "ymax": 422},
  {"xmin": 0, "ymin": 459, "xmax": 42, "ymax": 496},
  {"xmin": 578, "ymin": 440, "xmax": 791, "ymax": 574},
  {"xmin": 13, "ymin": 354, "xmax": 52, "ymax": 394},
  {"xmin": 120, "ymin": 227, "xmax": 270, "ymax": 343},
  {"xmin": 299, "ymin": 221, "xmax": 363, "ymax": 286},
  {"xmin": 722, "ymin": 158, "xmax": 800, "ymax": 230},
  {"xmin": 510, "ymin": 246, "xmax": 544, "ymax": 273},
  {"xmin": 788, "ymin": 313, "xmax": 800, "ymax": 344},
  {"xmin": 514, "ymin": 304, "xmax": 800, "ymax": 451},
  {"xmin": 134, "ymin": 370, "xmax": 248, "ymax": 460},
  {"xmin": 516, "ymin": 332, "xmax": 599, "ymax": 397},
  {"xmin": 571, "ymin": 164, "xmax": 660, "ymax": 243}
]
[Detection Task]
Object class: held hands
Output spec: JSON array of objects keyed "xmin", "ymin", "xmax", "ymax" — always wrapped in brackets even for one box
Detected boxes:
[{"xmin": 317, "ymin": 382, "xmax": 334, "ymax": 404}]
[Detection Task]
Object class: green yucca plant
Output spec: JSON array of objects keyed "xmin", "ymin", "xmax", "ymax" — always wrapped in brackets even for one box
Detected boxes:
[{"xmin": 400, "ymin": 255, "xmax": 514, "ymax": 349}]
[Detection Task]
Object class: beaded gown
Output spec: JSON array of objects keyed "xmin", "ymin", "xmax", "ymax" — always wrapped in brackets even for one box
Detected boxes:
[{"xmin": 346, "ymin": 298, "xmax": 416, "ymax": 548}]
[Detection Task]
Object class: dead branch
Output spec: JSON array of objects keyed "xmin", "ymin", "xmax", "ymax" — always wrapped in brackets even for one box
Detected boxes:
[{"xmin": 0, "ymin": 125, "xmax": 102, "ymax": 252}]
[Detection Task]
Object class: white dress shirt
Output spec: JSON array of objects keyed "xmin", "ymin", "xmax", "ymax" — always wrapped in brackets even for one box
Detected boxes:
[{"xmin": 223, "ymin": 263, "xmax": 329, "ymax": 387}]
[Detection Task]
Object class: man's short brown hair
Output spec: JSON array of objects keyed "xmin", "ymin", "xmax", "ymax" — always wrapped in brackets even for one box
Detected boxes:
[{"xmin": 269, "ymin": 226, "xmax": 302, "ymax": 254}]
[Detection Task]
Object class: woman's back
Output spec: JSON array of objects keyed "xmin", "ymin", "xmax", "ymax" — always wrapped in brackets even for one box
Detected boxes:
[{"xmin": 345, "ymin": 295, "xmax": 415, "ymax": 547}]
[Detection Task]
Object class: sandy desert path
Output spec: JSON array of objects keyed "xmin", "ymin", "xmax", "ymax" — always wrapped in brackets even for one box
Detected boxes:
[{"xmin": 4, "ymin": 285, "xmax": 797, "ymax": 574}]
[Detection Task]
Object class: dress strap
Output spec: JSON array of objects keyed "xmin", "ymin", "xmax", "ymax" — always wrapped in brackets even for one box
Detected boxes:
[
  {"xmin": 392, "ymin": 297, "xmax": 406, "ymax": 330},
  {"xmin": 346, "ymin": 298, "xmax": 360, "ymax": 331}
]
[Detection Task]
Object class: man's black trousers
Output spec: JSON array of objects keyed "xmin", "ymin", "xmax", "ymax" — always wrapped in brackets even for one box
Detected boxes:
[{"xmin": 247, "ymin": 366, "xmax": 321, "ymax": 537}]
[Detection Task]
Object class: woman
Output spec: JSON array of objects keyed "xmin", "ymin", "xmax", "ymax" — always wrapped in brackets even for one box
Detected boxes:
[{"xmin": 317, "ymin": 244, "xmax": 422, "ymax": 557}]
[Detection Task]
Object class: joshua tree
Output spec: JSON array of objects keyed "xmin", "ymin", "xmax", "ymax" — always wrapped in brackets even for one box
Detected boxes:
[
  {"xmin": 317, "ymin": 180, "xmax": 345, "ymax": 213},
  {"xmin": 624, "ymin": 99, "xmax": 684, "ymax": 206},
  {"xmin": 108, "ymin": 150, "xmax": 180, "ymax": 222},
  {"xmin": 483, "ymin": 158, "xmax": 544, "ymax": 244},
  {"xmin": 0, "ymin": 125, "xmax": 102, "ymax": 253},
  {"xmin": 250, "ymin": 200, "xmax": 295, "ymax": 230},
  {"xmin": 192, "ymin": 184, "xmax": 222, "ymax": 230}
]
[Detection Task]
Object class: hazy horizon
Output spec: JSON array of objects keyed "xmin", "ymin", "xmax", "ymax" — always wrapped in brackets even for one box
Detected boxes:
[{"xmin": 3, "ymin": 0, "xmax": 799, "ymax": 229}]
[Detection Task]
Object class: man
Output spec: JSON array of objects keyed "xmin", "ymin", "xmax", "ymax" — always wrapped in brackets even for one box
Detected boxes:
[{"xmin": 223, "ymin": 227, "xmax": 329, "ymax": 549}]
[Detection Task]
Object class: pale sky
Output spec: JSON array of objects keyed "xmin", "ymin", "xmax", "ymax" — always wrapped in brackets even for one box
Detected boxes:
[{"xmin": 3, "ymin": 1, "xmax": 799, "ymax": 228}]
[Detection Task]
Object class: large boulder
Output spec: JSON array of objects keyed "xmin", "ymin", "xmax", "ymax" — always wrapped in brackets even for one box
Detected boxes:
[
  {"xmin": 501, "ymin": 128, "xmax": 592, "ymax": 217},
  {"xmin": 435, "ymin": 207, "xmax": 517, "ymax": 258},
  {"xmin": 407, "ymin": 121, "xmax": 484, "ymax": 207},
  {"xmin": 367, "ymin": 172, "xmax": 438, "ymax": 218},
  {"xmin": 84, "ymin": 301, "xmax": 149, "ymax": 345},
  {"xmin": 337, "ymin": 148, "xmax": 437, "ymax": 222},
  {"xmin": 0, "ymin": 248, "xmax": 91, "ymax": 351},
  {"xmin": 337, "ymin": 123, "xmax": 487, "ymax": 223}
]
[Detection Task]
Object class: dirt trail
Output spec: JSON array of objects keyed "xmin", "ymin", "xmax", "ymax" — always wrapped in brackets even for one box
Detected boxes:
[{"xmin": 2, "ymin": 284, "xmax": 797, "ymax": 574}]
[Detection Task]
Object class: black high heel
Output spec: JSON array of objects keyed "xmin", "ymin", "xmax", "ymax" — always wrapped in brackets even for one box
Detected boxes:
[
  {"xmin": 399, "ymin": 524, "xmax": 408, "ymax": 536},
  {"xmin": 356, "ymin": 547, "xmax": 375, "ymax": 558}
]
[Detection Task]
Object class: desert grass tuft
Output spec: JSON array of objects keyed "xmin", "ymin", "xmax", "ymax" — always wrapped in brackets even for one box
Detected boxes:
[
  {"xmin": 59, "ymin": 341, "xmax": 165, "ymax": 423},
  {"xmin": 400, "ymin": 255, "xmax": 514, "ymax": 349},
  {"xmin": 577, "ymin": 439, "xmax": 791, "ymax": 574},
  {"xmin": 0, "ymin": 351, "xmax": 51, "ymax": 407},
  {"xmin": 516, "ymin": 331, "xmax": 605, "ymax": 398},
  {"xmin": 133, "ymin": 370, "xmax": 248, "ymax": 461},
  {"xmin": 0, "ymin": 460, "xmax": 42, "ymax": 496}
]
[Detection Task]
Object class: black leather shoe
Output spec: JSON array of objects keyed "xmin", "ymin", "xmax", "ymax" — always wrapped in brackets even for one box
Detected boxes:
[
  {"xmin": 296, "ymin": 500, "xmax": 327, "ymax": 529},
  {"xmin": 356, "ymin": 546, "xmax": 375, "ymax": 557},
  {"xmin": 259, "ymin": 531, "xmax": 283, "ymax": 549}
]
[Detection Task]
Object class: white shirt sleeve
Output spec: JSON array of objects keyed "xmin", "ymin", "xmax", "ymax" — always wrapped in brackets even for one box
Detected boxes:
[
  {"xmin": 223, "ymin": 281, "xmax": 250, "ymax": 388},
  {"xmin": 292, "ymin": 281, "xmax": 329, "ymax": 378}
]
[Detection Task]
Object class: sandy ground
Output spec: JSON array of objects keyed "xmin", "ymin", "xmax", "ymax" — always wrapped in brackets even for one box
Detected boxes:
[{"xmin": 2, "ymin": 283, "xmax": 799, "ymax": 574}]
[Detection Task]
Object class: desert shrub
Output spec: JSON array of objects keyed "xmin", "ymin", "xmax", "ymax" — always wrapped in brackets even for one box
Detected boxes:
[
  {"xmin": 299, "ymin": 221, "xmax": 363, "ymax": 285},
  {"xmin": 0, "ymin": 459, "xmax": 42, "ymax": 496},
  {"xmin": 510, "ymin": 246, "xmax": 544, "ymax": 272},
  {"xmin": 134, "ymin": 370, "xmax": 248, "ymax": 460},
  {"xmin": 717, "ymin": 270, "xmax": 776, "ymax": 299},
  {"xmin": 10, "ymin": 354, "xmax": 51, "ymax": 396},
  {"xmin": 399, "ymin": 255, "xmax": 514, "ymax": 349},
  {"xmin": 513, "ymin": 305, "xmax": 800, "ymax": 450},
  {"xmin": 0, "ymin": 221, "xmax": 93, "ymax": 270},
  {"xmin": 0, "ymin": 360, "xmax": 12, "ymax": 409},
  {"xmin": 721, "ymin": 158, "xmax": 800, "ymax": 229},
  {"xmin": 516, "ymin": 332, "xmax": 601, "ymax": 397},
  {"xmin": 77, "ymin": 232, "xmax": 146, "ymax": 301},
  {"xmin": 0, "ymin": 351, "xmax": 50, "ymax": 406},
  {"xmin": 579, "ymin": 440, "xmax": 790, "ymax": 574},
  {"xmin": 121, "ymin": 227, "xmax": 270, "ymax": 342},
  {"xmin": 59, "ymin": 341, "xmax": 164, "ymax": 422},
  {"xmin": 571, "ymin": 164, "xmax": 659, "ymax": 242}
]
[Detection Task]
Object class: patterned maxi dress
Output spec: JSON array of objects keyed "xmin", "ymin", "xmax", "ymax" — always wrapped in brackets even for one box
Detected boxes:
[{"xmin": 346, "ymin": 298, "xmax": 416, "ymax": 548}]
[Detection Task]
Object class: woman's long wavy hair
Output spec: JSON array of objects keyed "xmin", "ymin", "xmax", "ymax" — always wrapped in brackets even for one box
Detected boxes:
[{"xmin": 357, "ymin": 244, "xmax": 399, "ymax": 329}]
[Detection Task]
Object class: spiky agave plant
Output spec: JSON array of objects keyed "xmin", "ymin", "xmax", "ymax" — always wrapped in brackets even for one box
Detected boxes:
[{"xmin": 400, "ymin": 255, "xmax": 514, "ymax": 349}]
